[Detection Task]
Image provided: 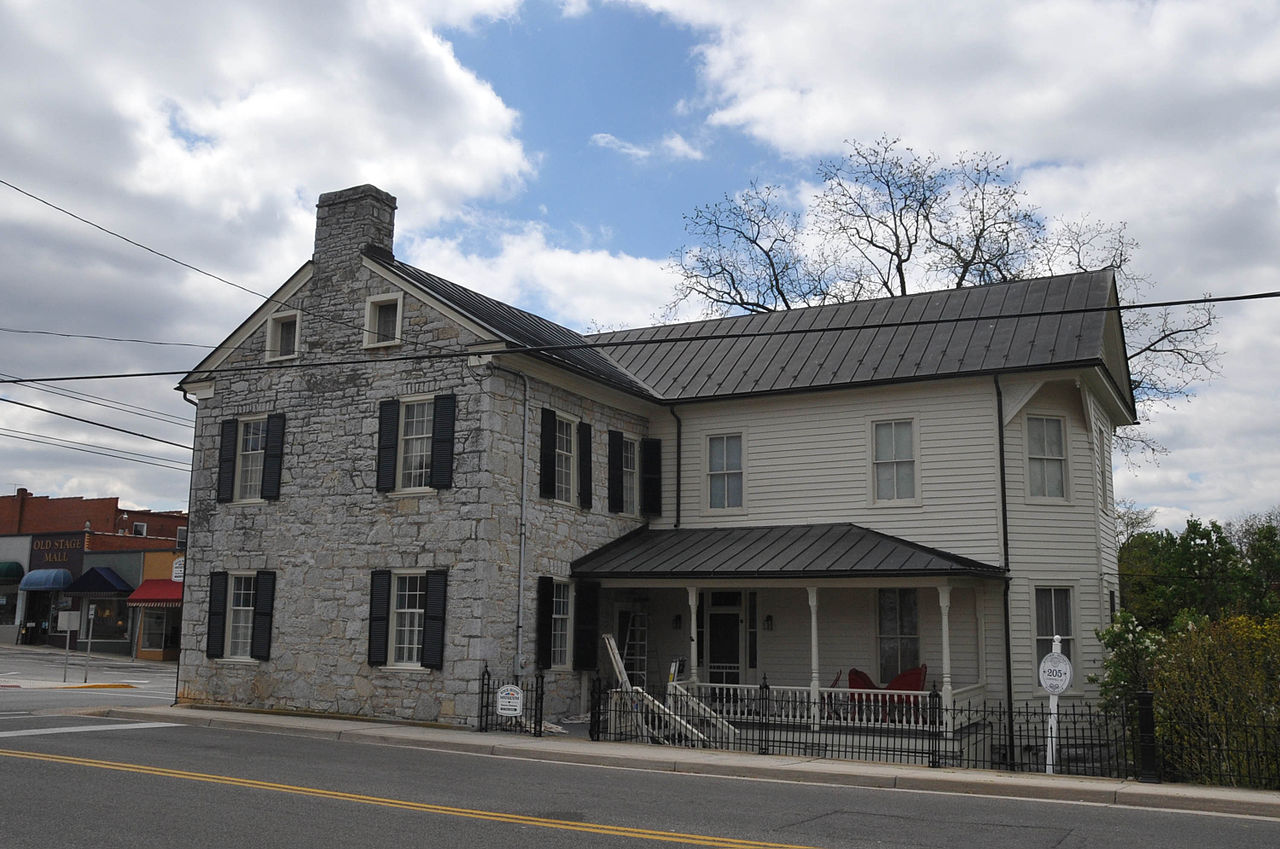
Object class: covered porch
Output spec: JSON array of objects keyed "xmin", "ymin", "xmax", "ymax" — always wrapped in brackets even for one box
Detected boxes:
[{"xmin": 573, "ymin": 523, "xmax": 1007, "ymax": 739}]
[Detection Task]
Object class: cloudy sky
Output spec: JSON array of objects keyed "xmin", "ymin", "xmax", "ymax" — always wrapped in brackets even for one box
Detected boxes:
[{"xmin": 1, "ymin": 0, "xmax": 1277, "ymax": 529}]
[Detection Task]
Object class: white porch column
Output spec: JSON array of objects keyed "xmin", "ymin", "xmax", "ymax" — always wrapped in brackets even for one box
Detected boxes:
[
  {"xmin": 686, "ymin": 586, "xmax": 699, "ymax": 684},
  {"xmin": 808, "ymin": 586, "xmax": 820, "ymax": 729},
  {"xmin": 937, "ymin": 584, "xmax": 953, "ymax": 709}
]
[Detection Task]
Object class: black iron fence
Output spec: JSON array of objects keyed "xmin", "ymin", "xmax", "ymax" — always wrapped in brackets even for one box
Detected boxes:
[
  {"xmin": 478, "ymin": 665, "xmax": 545, "ymax": 736},
  {"xmin": 587, "ymin": 678, "xmax": 1151, "ymax": 781}
]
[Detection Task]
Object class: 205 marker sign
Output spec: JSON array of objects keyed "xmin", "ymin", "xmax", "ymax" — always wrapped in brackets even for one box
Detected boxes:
[{"xmin": 1038, "ymin": 651, "xmax": 1073, "ymax": 695}]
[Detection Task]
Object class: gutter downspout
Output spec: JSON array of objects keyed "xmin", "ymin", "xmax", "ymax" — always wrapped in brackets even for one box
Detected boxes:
[
  {"xmin": 491, "ymin": 364, "xmax": 531, "ymax": 677},
  {"xmin": 995, "ymin": 375, "xmax": 1016, "ymax": 762},
  {"xmin": 669, "ymin": 406, "xmax": 682, "ymax": 528}
]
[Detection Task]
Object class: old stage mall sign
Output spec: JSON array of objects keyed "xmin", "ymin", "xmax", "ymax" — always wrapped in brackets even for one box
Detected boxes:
[{"xmin": 30, "ymin": 532, "xmax": 85, "ymax": 577}]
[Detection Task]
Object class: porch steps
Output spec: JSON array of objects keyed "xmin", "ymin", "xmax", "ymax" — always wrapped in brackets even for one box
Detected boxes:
[{"xmin": 602, "ymin": 634, "xmax": 711, "ymax": 747}]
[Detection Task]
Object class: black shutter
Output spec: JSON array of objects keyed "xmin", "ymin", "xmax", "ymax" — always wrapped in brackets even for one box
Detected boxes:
[
  {"xmin": 428, "ymin": 394, "xmax": 456, "ymax": 490},
  {"xmin": 420, "ymin": 570, "xmax": 447, "ymax": 670},
  {"xmin": 535, "ymin": 575, "xmax": 554, "ymax": 669},
  {"xmin": 573, "ymin": 581, "xmax": 600, "ymax": 671},
  {"xmin": 538, "ymin": 408, "xmax": 557, "ymax": 499},
  {"xmin": 577, "ymin": 421, "xmax": 592, "ymax": 509},
  {"xmin": 249, "ymin": 570, "xmax": 276, "ymax": 661},
  {"xmin": 368, "ymin": 569, "xmax": 391, "ymax": 666},
  {"xmin": 607, "ymin": 430, "xmax": 624, "ymax": 513},
  {"xmin": 376, "ymin": 399, "xmax": 400, "ymax": 492},
  {"xmin": 206, "ymin": 571, "xmax": 228, "ymax": 658},
  {"xmin": 217, "ymin": 420, "xmax": 239, "ymax": 503},
  {"xmin": 261, "ymin": 413, "xmax": 286, "ymax": 500},
  {"xmin": 640, "ymin": 437, "xmax": 662, "ymax": 516}
]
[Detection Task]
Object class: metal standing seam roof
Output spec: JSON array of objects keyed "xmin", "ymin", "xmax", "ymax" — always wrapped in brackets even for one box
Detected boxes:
[
  {"xmin": 587, "ymin": 270, "xmax": 1129, "ymax": 404},
  {"xmin": 572, "ymin": 523, "xmax": 1004, "ymax": 580},
  {"xmin": 374, "ymin": 256, "xmax": 654, "ymax": 398}
]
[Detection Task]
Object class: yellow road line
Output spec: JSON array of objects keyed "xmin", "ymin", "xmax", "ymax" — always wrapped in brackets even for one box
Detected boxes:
[{"xmin": 0, "ymin": 748, "xmax": 820, "ymax": 849}]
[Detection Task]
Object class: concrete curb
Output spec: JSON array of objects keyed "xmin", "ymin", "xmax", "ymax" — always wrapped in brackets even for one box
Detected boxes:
[{"xmin": 95, "ymin": 704, "xmax": 1280, "ymax": 820}]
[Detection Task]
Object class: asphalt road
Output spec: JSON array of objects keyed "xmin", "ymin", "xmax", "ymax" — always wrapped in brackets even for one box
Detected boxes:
[{"xmin": 3, "ymin": 647, "xmax": 1279, "ymax": 848}]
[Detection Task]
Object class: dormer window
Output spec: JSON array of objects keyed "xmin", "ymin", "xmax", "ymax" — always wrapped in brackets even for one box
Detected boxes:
[
  {"xmin": 364, "ymin": 293, "xmax": 403, "ymax": 348},
  {"xmin": 266, "ymin": 311, "xmax": 300, "ymax": 361}
]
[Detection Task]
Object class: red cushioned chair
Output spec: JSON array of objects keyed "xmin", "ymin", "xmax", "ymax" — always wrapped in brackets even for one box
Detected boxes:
[{"xmin": 883, "ymin": 664, "xmax": 928, "ymax": 724}]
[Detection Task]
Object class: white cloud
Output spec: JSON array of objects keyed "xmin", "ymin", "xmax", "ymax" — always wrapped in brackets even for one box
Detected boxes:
[
  {"xmin": 591, "ymin": 132, "xmax": 652, "ymax": 161},
  {"xmin": 402, "ymin": 224, "xmax": 678, "ymax": 331},
  {"xmin": 591, "ymin": 131, "xmax": 705, "ymax": 162}
]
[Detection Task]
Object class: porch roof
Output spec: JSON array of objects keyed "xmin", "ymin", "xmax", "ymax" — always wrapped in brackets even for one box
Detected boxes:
[{"xmin": 572, "ymin": 523, "xmax": 1004, "ymax": 580}]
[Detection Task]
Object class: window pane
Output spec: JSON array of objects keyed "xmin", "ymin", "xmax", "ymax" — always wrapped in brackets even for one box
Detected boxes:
[
  {"xmin": 894, "ymin": 422, "xmax": 913, "ymax": 460},
  {"xmin": 709, "ymin": 436, "xmax": 725, "ymax": 472},
  {"xmin": 238, "ymin": 420, "xmax": 266, "ymax": 500},
  {"xmin": 726, "ymin": 472, "xmax": 743, "ymax": 508},
  {"xmin": 725, "ymin": 435, "xmax": 741, "ymax": 470},
  {"xmin": 1054, "ymin": 588, "xmax": 1072, "ymax": 637},
  {"xmin": 1045, "ymin": 419, "xmax": 1064, "ymax": 457},
  {"xmin": 376, "ymin": 302, "xmax": 398, "ymax": 342},
  {"xmin": 875, "ymin": 464, "xmax": 895, "ymax": 501},
  {"xmin": 1029, "ymin": 458, "xmax": 1046, "ymax": 498},
  {"xmin": 878, "ymin": 588, "xmax": 898, "ymax": 630},
  {"xmin": 1028, "ymin": 417, "xmax": 1045, "ymax": 456},
  {"xmin": 709, "ymin": 474, "xmax": 725, "ymax": 509},
  {"xmin": 896, "ymin": 461, "xmax": 915, "ymax": 499},
  {"xmin": 551, "ymin": 582, "xmax": 570, "ymax": 666},
  {"xmin": 622, "ymin": 438, "xmax": 637, "ymax": 514},
  {"xmin": 900, "ymin": 590, "xmax": 918, "ymax": 634},
  {"xmin": 278, "ymin": 319, "xmax": 296, "ymax": 356},
  {"xmin": 874, "ymin": 422, "xmax": 893, "ymax": 461},
  {"xmin": 1044, "ymin": 459, "xmax": 1064, "ymax": 498}
]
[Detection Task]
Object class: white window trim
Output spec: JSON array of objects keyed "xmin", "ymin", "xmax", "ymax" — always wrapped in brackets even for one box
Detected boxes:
[
  {"xmin": 1025, "ymin": 413, "xmax": 1070, "ymax": 503},
  {"xmin": 131, "ymin": 522, "xmax": 147, "ymax": 536},
  {"xmin": 233, "ymin": 416, "xmax": 268, "ymax": 503},
  {"xmin": 620, "ymin": 432, "xmax": 640, "ymax": 517},
  {"xmin": 867, "ymin": 417, "xmax": 921, "ymax": 507},
  {"xmin": 551, "ymin": 579, "xmax": 573, "ymax": 669},
  {"xmin": 388, "ymin": 569, "xmax": 428, "ymax": 668},
  {"xmin": 394, "ymin": 394, "xmax": 435, "ymax": 494},
  {"xmin": 1033, "ymin": 584, "xmax": 1077, "ymax": 685},
  {"xmin": 703, "ymin": 429, "xmax": 747, "ymax": 515},
  {"xmin": 363, "ymin": 293, "xmax": 404, "ymax": 348},
  {"xmin": 224, "ymin": 571, "xmax": 257, "ymax": 660},
  {"xmin": 552, "ymin": 411, "xmax": 579, "ymax": 506},
  {"xmin": 265, "ymin": 310, "xmax": 301, "ymax": 362}
]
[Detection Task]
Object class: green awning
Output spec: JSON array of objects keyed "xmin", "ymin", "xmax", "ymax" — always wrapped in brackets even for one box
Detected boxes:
[{"xmin": 0, "ymin": 562, "xmax": 23, "ymax": 584}]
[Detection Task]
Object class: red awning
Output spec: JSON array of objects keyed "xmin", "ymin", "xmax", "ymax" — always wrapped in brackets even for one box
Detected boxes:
[{"xmin": 127, "ymin": 579, "xmax": 184, "ymax": 608}]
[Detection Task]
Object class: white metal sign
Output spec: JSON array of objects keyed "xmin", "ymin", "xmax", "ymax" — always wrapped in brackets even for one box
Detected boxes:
[
  {"xmin": 496, "ymin": 684, "xmax": 524, "ymax": 717},
  {"xmin": 171, "ymin": 557, "xmax": 185, "ymax": 582},
  {"xmin": 1038, "ymin": 651, "xmax": 1073, "ymax": 695}
]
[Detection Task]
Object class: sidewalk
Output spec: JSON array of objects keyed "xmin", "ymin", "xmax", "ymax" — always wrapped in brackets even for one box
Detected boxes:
[{"xmin": 93, "ymin": 702, "xmax": 1280, "ymax": 821}]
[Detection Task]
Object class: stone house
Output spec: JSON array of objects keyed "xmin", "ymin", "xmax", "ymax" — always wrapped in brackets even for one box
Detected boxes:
[{"xmin": 177, "ymin": 185, "xmax": 1134, "ymax": 726}]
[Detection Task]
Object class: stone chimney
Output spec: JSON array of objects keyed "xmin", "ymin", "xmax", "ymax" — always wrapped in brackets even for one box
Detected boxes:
[{"xmin": 313, "ymin": 185, "xmax": 397, "ymax": 272}]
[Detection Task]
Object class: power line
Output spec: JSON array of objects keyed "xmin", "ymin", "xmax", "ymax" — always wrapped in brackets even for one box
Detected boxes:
[
  {"xmin": 0, "ymin": 178, "xmax": 446, "ymax": 354},
  {"xmin": 0, "ymin": 371, "xmax": 193, "ymax": 427},
  {"xmin": 0, "ymin": 397, "xmax": 192, "ymax": 450},
  {"xmin": 0, "ymin": 326, "xmax": 215, "ymax": 349},
  {"xmin": 0, "ymin": 287, "xmax": 1276, "ymax": 388},
  {"xmin": 0, "ymin": 431, "xmax": 190, "ymax": 472},
  {"xmin": 0, "ymin": 427, "xmax": 190, "ymax": 467}
]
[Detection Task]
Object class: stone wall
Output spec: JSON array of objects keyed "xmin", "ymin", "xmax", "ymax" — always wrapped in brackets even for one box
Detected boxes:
[{"xmin": 179, "ymin": 198, "xmax": 653, "ymax": 723}]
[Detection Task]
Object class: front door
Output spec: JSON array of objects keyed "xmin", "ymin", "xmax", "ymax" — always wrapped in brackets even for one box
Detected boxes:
[{"xmin": 704, "ymin": 591, "xmax": 742, "ymax": 684}]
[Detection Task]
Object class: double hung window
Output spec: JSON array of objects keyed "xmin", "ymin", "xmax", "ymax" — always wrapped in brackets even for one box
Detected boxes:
[
  {"xmin": 226, "ymin": 574, "xmax": 256, "ymax": 658},
  {"xmin": 398, "ymin": 399, "xmax": 433, "ymax": 490},
  {"xmin": 707, "ymin": 434, "xmax": 743, "ymax": 509},
  {"xmin": 873, "ymin": 420, "xmax": 915, "ymax": 502},
  {"xmin": 555, "ymin": 416, "xmax": 575, "ymax": 503},
  {"xmin": 877, "ymin": 588, "xmax": 920, "ymax": 684},
  {"xmin": 551, "ymin": 581, "xmax": 572, "ymax": 667},
  {"xmin": 266, "ymin": 311, "xmax": 299, "ymax": 361},
  {"xmin": 236, "ymin": 418, "xmax": 267, "ymax": 501},
  {"xmin": 1027, "ymin": 416, "xmax": 1066, "ymax": 498},
  {"xmin": 621, "ymin": 437, "xmax": 638, "ymax": 515},
  {"xmin": 364, "ymin": 294, "xmax": 402, "ymax": 347},
  {"xmin": 392, "ymin": 573, "xmax": 426, "ymax": 666}
]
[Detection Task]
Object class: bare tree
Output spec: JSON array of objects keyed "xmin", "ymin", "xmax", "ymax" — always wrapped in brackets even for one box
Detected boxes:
[
  {"xmin": 668, "ymin": 181, "xmax": 859, "ymax": 317},
  {"xmin": 668, "ymin": 137, "xmax": 1219, "ymax": 459}
]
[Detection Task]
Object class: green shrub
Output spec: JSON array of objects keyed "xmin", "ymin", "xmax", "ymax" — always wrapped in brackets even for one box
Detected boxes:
[{"xmin": 1151, "ymin": 615, "xmax": 1280, "ymax": 788}]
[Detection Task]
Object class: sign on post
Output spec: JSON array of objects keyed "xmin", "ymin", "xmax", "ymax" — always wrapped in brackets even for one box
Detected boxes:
[
  {"xmin": 496, "ymin": 684, "xmax": 524, "ymax": 717},
  {"xmin": 1038, "ymin": 636, "xmax": 1073, "ymax": 775}
]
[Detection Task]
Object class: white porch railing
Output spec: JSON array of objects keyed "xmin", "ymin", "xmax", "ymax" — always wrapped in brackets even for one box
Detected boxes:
[{"xmin": 677, "ymin": 680, "xmax": 944, "ymax": 729}]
